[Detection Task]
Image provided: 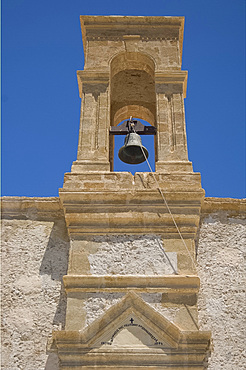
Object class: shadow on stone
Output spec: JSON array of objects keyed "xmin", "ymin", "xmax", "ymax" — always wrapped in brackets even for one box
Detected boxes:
[
  {"xmin": 40, "ymin": 219, "xmax": 70, "ymax": 281},
  {"xmin": 40, "ymin": 218, "xmax": 70, "ymax": 369},
  {"xmin": 45, "ymin": 353, "xmax": 60, "ymax": 370}
]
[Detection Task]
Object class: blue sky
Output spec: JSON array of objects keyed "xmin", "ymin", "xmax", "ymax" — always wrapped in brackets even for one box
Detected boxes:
[{"xmin": 2, "ymin": 0, "xmax": 245, "ymax": 198}]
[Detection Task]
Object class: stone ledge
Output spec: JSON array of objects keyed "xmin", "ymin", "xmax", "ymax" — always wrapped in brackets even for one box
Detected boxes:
[
  {"xmin": 59, "ymin": 368, "xmax": 207, "ymax": 370},
  {"xmin": 63, "ymin": 275, "xmax": 200, "ymax": 293},
  {"xmin": 1, "ymin": 196, "xmax": 64, "ymax": 220},
  {"xmin": 2, "ymin": 196, "xmax": 244, "ymax": 220},
  {"xmin": 77, "ymin": 71, "xmax": 109, "ymax": 98},
  {"xmin": 61, "ymin": 171, "xmax": 204, "ymax": 192},
  {"xmin": 202, "ymin": 197, "xmax": 246, "ymax": 214},
  {"xmin": 155, "ymin": 71, "xmax": 188, "ymax": 98}
]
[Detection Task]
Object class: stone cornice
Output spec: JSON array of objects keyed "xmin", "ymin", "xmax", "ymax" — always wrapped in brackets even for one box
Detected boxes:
[
  {"xmin": 155, "ymin": 71, "xmax": 188, "ymax": 98},
  {"xmin": 77, "ymin": 71, "xmax": 109, "ymax": 98},
  {"xmin": 2, "ymin": 196, "xmax": 245, "ymax": 221},
  {"xmin": 76, "ymin": 70, "xmax": 188, "ymax": 98},
  {"xmin": 1, "ymin": 196, "xmax": 64, "ymax": 221},
  {"xmin": 59, "ymin": 172, "xmax": 204, "ymax": 237},
  {"xmin": 201, "ymin": 197, "xmax": 246, "ymax": 214},
  {"xmin": 63, "ymin": 275, "xmax": 200, "ymax": 293},
  {"xmin": 80, "ymin": 15, "xmax": 185, "ymax": 64}
]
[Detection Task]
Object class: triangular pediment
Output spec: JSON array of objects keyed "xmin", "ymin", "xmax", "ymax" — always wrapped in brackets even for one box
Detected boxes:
[
  {"xmin": 52, "ymin": 291, "xmax": 211, "ymax": 368},
  {"xmin": 84, "ymin": 291, "xmax": 179, "ymax": 348}
]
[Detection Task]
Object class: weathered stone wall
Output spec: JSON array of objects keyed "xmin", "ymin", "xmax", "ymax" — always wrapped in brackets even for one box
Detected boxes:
[
  {"xmin": 197, "ymin": 199, "xmax": 246, "ymax": 370},
  {"xmin": 1, "ymin": 197, "xmax": 245, "ymax": 369},
  {"xmin": 85, "ymin": 235, "xmax": 177, "ymax": 275},
  {"xmin": 1, "ymin": 198, "xmax": 70, "ymax": 370}
]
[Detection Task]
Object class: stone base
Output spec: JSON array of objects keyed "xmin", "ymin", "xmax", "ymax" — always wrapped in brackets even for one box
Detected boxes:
[
  {"xmin": 71, "ymin": 160, "xmax": 110, "ymax": 172},
  {"xmin": 59, "ymin": 171, "xmax": 204, "ymax": 239},
  {"xmin": 155, "ymin": 161, "xmax": 193, "ymax": 173}
]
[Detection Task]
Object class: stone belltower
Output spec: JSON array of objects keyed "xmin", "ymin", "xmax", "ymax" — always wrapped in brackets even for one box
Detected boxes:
[{"xmin": 51, "ymin": 16, "xmax": 211, "ymax": 369}]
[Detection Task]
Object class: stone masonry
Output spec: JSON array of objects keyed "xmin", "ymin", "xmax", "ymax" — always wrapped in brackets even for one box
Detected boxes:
[{"xmin": 1, "ymin": 197, "xmax": 245, "ymax": 369}]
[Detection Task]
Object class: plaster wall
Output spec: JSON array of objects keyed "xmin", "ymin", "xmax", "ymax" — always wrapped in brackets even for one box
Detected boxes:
[
  {"xmin": 197, "ymin": 208, "xmax": 246, "ymax": 370},
  {"xmin": 1, "ymin": 206, "xmax": 70, "ymax": 370},
  {"xmin": 1, "ymin": 198, "xmax": 245, "ymax": 369},
  {"xmin": 69, "ymin": 235, "xmax": 177, "ymax": 276}
]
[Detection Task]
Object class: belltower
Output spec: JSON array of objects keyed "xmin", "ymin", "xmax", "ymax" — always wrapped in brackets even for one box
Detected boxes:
[{"xmin": 51, "ymin": 16, "xmax": 211, "ymax": 369}]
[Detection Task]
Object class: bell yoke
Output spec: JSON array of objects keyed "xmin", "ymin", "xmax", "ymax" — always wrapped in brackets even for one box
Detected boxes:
[{"xmin": 109, "ymin": 117, "xmax": 156, "ymax": 164}]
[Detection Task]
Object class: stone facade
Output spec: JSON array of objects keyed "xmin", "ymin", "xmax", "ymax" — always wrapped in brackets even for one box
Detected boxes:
[
  {"xmin": 197, "ymin": 199, "xmax": 246, "ymax": 370},
  {"xmin": 1, "ymin": 197, "xmax": 245, "ymax": 369},
  {"xmin": 1, "ymin": 198, "xmax": 68, "ymax": 370}
]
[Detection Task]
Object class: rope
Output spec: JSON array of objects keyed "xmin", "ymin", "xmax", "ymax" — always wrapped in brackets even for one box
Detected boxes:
[
  {"xmin": 131, "ymin": 121, "xmax": 197, "ymax": 272},
  {"xmin": 130, "ymin": 120, "xmax": 200, "ymax": 331}
]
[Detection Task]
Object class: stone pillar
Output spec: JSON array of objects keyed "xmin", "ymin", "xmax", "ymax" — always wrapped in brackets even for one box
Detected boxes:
[
  {"xmin": 71, "ymin": 72, "xmax": 110, "ymax": 172},
  {"xmin": 155, "ymin": 73, "xmax": 193, "ymax": 172}
]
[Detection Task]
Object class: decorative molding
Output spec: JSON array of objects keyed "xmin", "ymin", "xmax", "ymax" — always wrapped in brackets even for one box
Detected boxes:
[
  {"xmin": 86, "ymin": 36, "xmax": 179, "ymax": 41},
  {"xmin": 59, "ymin": 171, "xmax": 204, "ymax": 238},
  {"xmin": 2, "ymin": 196, "xmax": 244, "ymax": 221},
  {"xmin": 202, "ymin": 197, "xmax": 246, "ymax": 214},
  {"xmin": 80, "ymin": 16, "xmax": 184, "ymax": 62},
  {"xmin": 1, "ymin": 196, "xmax": 63, "ymax": 221},
  {"xmin": 155, "ymin": 71, "xmax": 188, "ymax": 98},
  {"xmin": 77, "ymin": 71, "xmax": 109, "ymax": 98},
  {"xmin": 63, "ymin": 275, "xmax": 200, "ymax": 293}
]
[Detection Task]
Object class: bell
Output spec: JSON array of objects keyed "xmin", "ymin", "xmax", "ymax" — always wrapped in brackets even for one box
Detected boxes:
[{"xmin": 118, "ymin": 132, "xmax": 149, "ymax": 164}]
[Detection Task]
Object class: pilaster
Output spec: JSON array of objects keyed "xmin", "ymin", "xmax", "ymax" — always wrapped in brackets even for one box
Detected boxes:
[{"xmin": 72, "ymin": 71, "xmax": 110, "ymax": 172}]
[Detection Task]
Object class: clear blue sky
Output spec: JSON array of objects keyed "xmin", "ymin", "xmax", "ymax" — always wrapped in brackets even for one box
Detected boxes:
[{"xmin": 2, "ymin": 0, "xmax": 245, "ymax": 198}]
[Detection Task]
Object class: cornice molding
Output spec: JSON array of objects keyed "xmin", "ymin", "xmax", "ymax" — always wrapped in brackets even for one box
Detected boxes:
[
  {"xmin": 2, "ymin": 196, "xmax": 244, "ymax": 221},
  {"xmin": 63, "ymin": 275, "xmax": 200, "ymax": 293},
  {"xmin": 80, "ymin": 16, "xmax": 185, "ymax": 66},
  {"xmin": 76, "ymin": 70, "xmax": 188, "ymax": 98},
  {"xmin": 77, "ymin": 70, "xmax": 109, "ymax": 98},
  {"xmin": 1, "ymin": 196, "xmax": 63, "ymax": 221},
  {"xmin": 202, "ymin": 197, "xmax": 246, "ymax": 213},
  {"xmin": 59, "ymin": 172, "xmax": 204, "ymax": 237},
  {"xmin": 155, "ymin": 71, "xmax": 188, "ymax": 97}
]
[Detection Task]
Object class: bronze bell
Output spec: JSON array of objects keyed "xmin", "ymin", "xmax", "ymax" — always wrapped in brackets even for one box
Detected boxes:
[{"xmin": 118, "ymin": 132, "xmax": 149, "ymax": 164}]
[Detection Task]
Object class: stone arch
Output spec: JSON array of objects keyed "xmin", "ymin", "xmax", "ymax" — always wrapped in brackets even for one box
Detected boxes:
[
  {"xmin": 110, "ymin": 52, "xmax": 156, "ymax": 127},
  {"xmin": 109, "ymin": 52, "xmax": 157, "ymax": 170}
]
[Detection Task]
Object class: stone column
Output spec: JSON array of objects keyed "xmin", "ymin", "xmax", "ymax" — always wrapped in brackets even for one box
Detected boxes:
[{"xmin": 155, "ymin": 73, "xmax": 193, "ymax": 173}]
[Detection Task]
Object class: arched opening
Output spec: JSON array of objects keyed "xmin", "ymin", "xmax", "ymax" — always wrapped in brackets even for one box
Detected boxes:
[
  {"xmin": 113, "ymin": 118, "xmax": 155, "ymax": 174},
  {"xmin": 109, "ymin": 52, "xmax": 156, "ymax": 172}
]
